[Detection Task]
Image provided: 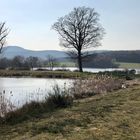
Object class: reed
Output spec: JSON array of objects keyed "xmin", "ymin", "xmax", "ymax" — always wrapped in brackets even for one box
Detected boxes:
[
  {"xmin": 71, "ymin": 75, "xmax": 124, "ymax": 99},
  {"xmin": 0, "ymin": 91, "xmax": 15, "ymax": 117}
]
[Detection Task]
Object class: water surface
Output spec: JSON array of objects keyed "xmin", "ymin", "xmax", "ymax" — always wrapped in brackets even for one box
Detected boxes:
[{"xmin": 0, "ymin": 77, "xmax": 72, "ymax": 107}]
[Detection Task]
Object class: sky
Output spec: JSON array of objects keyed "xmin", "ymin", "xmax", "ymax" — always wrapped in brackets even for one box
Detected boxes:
[{"xmin": 0, "ymin": 0, "xmax": 140, "ymax": 51}]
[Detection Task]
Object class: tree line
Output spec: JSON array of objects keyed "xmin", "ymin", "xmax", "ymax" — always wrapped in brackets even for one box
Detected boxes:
[
  {"xmin": 0, "ymin": 55, "xmax": 58, "ymax": 70},
  {"xmin": 83, "ymin": 54, "xmax": 118, "ymax": 68},
  {"xmin": 0, "ymin": 54, "xmax": 120, "ymax": 70},
  {"xmin": 102, "ymin": 51, "xmax": 140, "ymax": 63}
]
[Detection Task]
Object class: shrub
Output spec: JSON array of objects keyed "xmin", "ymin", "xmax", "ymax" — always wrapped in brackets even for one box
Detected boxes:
[
  {"xmin": 46, "ymin": 84, "xmax": 73, "ymax": 109},
  {"xmin": 97, "ymin": 69, "xmax": 136, "ymax": 80},
  {"xmin": 54, "ymin": 69, "xmax": 70, "ymax": 72},
  {"xmin": 125, "ymin": 69, "xmax": 136, "ymax": 80}
]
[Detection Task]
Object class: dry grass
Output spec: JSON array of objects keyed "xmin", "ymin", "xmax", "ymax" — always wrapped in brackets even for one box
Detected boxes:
[
  {"xmin": 71, "ymin": 76, "xmax": 124, "ymax": 99},
  {"xmin": 0, "ymin": 91, "xmax": 15, "ymax": 117}
]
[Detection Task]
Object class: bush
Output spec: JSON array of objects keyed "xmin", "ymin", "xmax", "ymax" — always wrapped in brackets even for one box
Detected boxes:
[
  {"xmin": 46, "ymin": 84, "xmax": 73, "ymax": 109},
  {"xmin": 125, "ymin": 69, "xmax": 136, "ymax": 80},
  {"xmin": 54, "ymin": 69, "xmax": 70, "ymax": 72},
  {"xmin": 97, "ymin": 69, "xmax": 136, "ymax": 80}
]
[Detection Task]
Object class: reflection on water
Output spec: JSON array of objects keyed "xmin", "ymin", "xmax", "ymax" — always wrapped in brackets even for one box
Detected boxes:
[{"xmin": 0, "ymin": 78, "xmax": 73, "ymax": 107}]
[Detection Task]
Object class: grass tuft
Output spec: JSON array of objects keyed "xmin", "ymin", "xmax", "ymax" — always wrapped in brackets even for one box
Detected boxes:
[{"xmin": 46, "ymin": 84, "xmax": 73, "ymax": 109}]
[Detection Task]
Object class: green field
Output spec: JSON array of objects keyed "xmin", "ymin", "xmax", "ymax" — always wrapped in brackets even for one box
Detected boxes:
[
  {"xmin": 1, "ymin": 80, "xmax": 140, "ymax": 140},
  {"xmin": 59, "ymin": 61, "xmax": 76, "ymax": 67},
  {"xmin": 118, "ymin": 62, "xmax": 140, "ymax": 69}
]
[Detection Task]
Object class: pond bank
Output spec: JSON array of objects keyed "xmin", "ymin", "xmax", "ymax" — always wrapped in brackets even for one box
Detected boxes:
[{"xmin": 0, "ymin": 70, "xmax": 94, "ymax": 79}]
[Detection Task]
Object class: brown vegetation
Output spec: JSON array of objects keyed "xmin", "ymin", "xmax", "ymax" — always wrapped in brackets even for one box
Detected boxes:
[{"xmin": 71, "ymin": 76, "xmax": 124, "ymax": 99}]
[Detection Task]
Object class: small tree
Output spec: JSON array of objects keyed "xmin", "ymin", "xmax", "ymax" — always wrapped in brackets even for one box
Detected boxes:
[
  {"xmin": 26, "ymin": 56, "xmax": 39, "ymax": 70},
  {"xmin": 52, "ymin": 7, "xmax": 104, "ymax": 72},
  {"xmin": 46, "ymin": 55, "xmax": 57, "ymax": 70},
  {"xmin": 12, "ymin": 56, "xmax": 25, "ymax": 69},
  {"xmin": 0, "ymin": 57, "xmax": 10, "ymax": 69},
  {"xmin": 0, "ymin": 22, "xmax": 9, "ymax": 54}
]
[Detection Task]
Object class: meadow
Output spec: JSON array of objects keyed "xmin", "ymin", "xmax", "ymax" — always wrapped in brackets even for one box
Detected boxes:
[{"xmin": 118, "ymin": 62, "xmax": 140, "ymax": 69}]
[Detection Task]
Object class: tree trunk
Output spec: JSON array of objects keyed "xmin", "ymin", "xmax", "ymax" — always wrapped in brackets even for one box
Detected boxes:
[{"xmin": 78, "ymin": 50, "xmax": 83, "ymax": 72}]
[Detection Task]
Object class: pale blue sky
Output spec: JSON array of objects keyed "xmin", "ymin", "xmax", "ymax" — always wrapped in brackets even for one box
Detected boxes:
[{"xmin": 0, "ymin": 0, "xmax": 140, "ymax": 50}]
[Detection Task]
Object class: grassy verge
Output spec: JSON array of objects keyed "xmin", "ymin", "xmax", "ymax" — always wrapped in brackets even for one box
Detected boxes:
[
  {"xmin": 0, "ymin": 70, "xmax": 94, "ymax": 79},
  {"xmin": 0, "ymin": 69, "xmax": 138, "ymax": 80},
  {"xmin": 0, "ymin": 80, "xmax": 140, "ymax": 139}
]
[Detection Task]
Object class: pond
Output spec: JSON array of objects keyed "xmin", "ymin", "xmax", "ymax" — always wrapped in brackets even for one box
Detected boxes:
[{"xmin": 0, "ymin": 77, "xmax": 73, "ymax": 107}]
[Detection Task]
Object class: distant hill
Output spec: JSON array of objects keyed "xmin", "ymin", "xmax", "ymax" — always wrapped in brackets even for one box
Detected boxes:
[{"xmin": 2, "ymin": 46, "xmax": 68, "ymax": 59}]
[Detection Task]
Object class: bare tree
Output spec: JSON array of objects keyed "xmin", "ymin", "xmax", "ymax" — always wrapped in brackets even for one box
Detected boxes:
[
  {"xmin": 12, "ymin": 55, "xmax": 25, "ymax": 69},
  {"xmin": 0, "ymin": 22, "xmax": 9, "ymax": 54},
  {"xmin": 52, "ymin": 7, "xmax": 104, "ymax": 72},
  {"xmin": 26, "ymin": 56, "xmax": 39, "ymax": 70},
  {"xmin": 46, "ymin": 55, "xmax": 57, "ymax": 70}
]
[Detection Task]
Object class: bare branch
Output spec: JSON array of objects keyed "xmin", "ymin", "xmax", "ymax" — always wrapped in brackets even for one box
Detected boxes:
[
  {"xmin": 52, "ymin": 7, "xmax": 105, "ymax": 72},
  {"xmin": 0, "ymin": 22, "xmax": 9, "ymax": 54}
]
